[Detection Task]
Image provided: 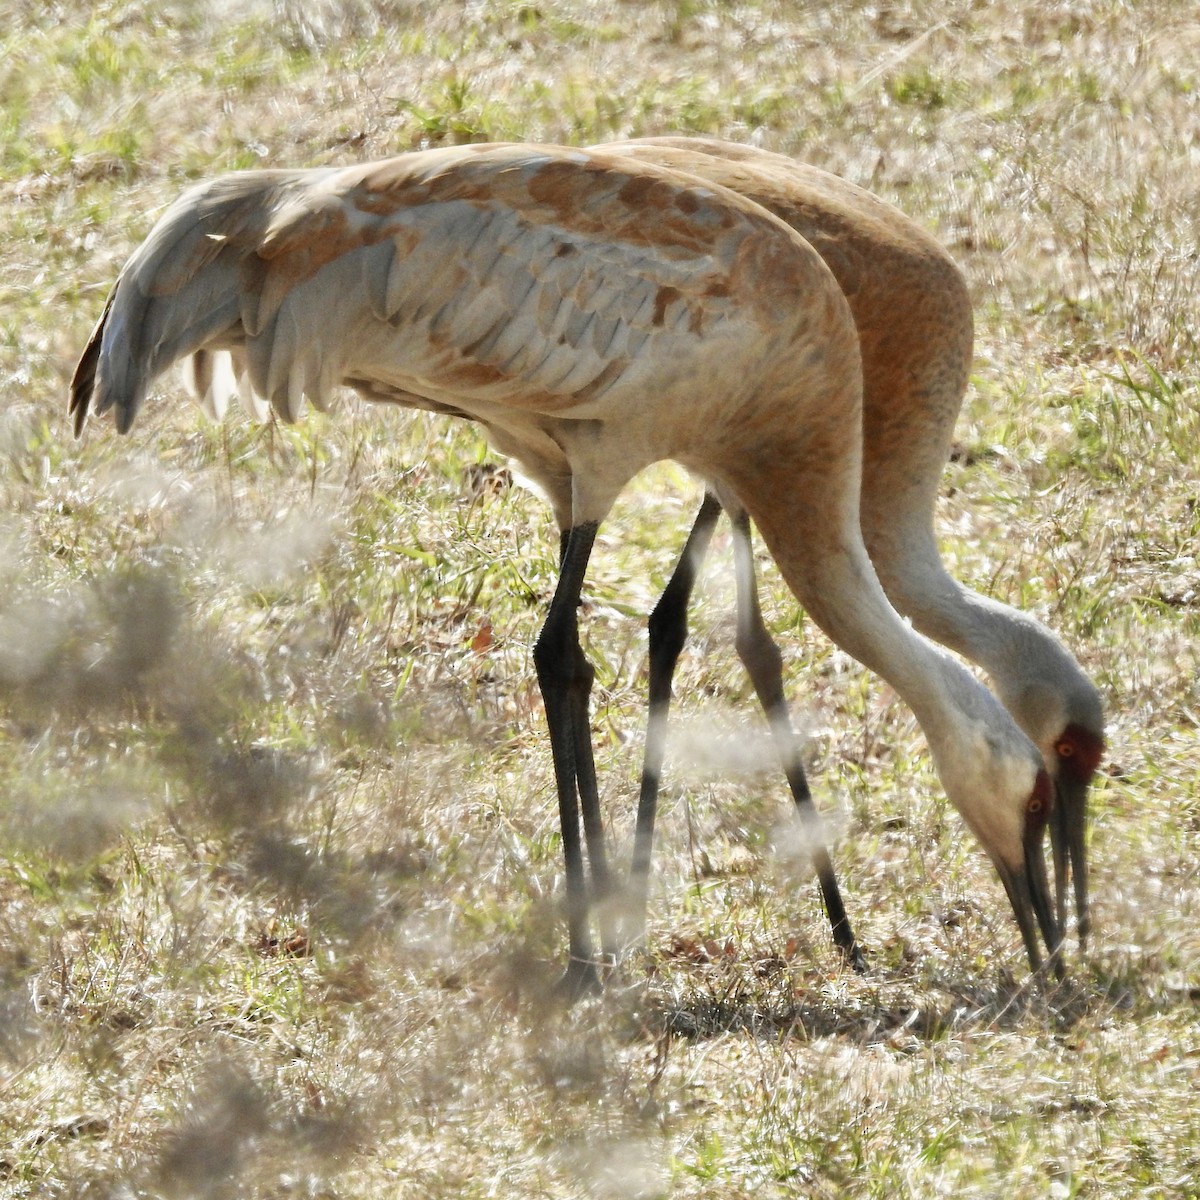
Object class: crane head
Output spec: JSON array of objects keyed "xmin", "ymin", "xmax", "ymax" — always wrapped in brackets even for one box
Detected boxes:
[
  {"xmin": 931, "ymin": 695, "xmax": 1064, "ymax": 977},
  {"xmin": 1004, "ymin": 668, "xmax": 1105, "ymax": 955},
  {"xmin": 979, "ymin": 633, "xmax": 1099, "ymax": 960},
  {"xmin": 1048, "ymin": 722, "xmax": 1105, "ymax": 952}
]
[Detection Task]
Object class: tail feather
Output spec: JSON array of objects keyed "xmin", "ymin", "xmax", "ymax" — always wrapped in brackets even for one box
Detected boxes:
[
  {"xmin": 68, "ymin": 171, "xmax": 294, "ymax": 436},
  {"xmin": 181, "ymin": 349, "xmax": 236, "ymax": 420},
  {"xmin": 68, "ymin": 292, "xmax": 113, "ymax": 436}
]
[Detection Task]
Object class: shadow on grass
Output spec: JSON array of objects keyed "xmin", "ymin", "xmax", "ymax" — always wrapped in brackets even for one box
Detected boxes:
[{"xmin": 633, "ymin": 951, "xmax": 1175, "ymax": 1046}]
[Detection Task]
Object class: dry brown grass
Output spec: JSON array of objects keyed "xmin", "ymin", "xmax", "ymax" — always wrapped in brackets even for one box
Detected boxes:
[{"xmin": 1, "ymin": 0, "xmax": 1198, "ymax": 1195}]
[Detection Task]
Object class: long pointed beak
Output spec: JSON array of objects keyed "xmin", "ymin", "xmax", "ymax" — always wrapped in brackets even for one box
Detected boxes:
[
  {"xmin": 1051, "ymin": 775, "xmax": 1090, "ymax": 951},
  {"xmin": 995, "ymin": 814, "xmax": 1063, "ymax": 978}
]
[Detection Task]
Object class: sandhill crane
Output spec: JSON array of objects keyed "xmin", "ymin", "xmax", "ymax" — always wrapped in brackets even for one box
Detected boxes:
[
  {"xmin": 70, "ymin": 143, "xmax": 1061, "ymax": 996},
  {"xmin": 601, "ymin": 138, "xmax": 1104, "ymax": 956}
]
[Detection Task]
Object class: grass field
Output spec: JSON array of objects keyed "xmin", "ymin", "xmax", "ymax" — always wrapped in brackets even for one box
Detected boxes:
[{"xmin": 2, "ymin": 0, "xmax": 1199, "ymax": 1195}]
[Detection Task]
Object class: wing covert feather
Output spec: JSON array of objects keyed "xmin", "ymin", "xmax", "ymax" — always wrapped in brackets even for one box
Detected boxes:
[{"xmin": 73, "ymin": 144, "xmax": 790, "ymax": 433}]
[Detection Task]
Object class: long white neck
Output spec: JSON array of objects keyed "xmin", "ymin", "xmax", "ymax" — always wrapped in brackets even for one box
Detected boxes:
[
  {"xmin": 869, "ymin": 527, "xmax": 1101, "ymax": 748},
  {"xmin": 767, "ymin": 528, "xmax": 995, "ymax": 757},
  {"xmin": 722, "ymin": 456, "xmax": 1040, "ymax": 849}
]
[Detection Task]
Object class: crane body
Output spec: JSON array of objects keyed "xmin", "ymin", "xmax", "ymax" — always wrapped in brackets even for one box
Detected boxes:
[
  {"xmin": 71, "ymin": 142, "xmax": 1061, "ymax": 993},
  {"xmin": 604, "ymin": 137, "xmax": 1103, "ymax": 953}
]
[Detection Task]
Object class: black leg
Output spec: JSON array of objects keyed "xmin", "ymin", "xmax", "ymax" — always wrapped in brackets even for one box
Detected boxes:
[
  {"xmin": 535, "ymin": 521, "xmax": 605, "ymax": 999},
  {"xmin": 551, "ymin": 528, "xmax": 617, "ymax": 967},
  {"xmin": 628, "ymin": 493, "xmax": 723, "ymax": 944},
  {"xmin": 569, "ymin": 632, "xmax": 617, "ymax": 964},
  {"xmin": 728, "ymin": 508, "xmax": 866, "ymax": 972}
]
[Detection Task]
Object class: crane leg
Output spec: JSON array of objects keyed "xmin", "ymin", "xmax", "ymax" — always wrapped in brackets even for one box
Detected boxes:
[
  {"xmin": 535, "ymin": 522, "xmax": 612, "ymax": 999},
  {"xmin": 556, "ymin": 537, "xmax": 619, "ymax": 969},
  {"xmin": 571, "ymin": 701, "xmax": 617, "ymax": 966},
  {"xmin": 727, "ymin": 507, "xmax": 867, "ymax": 972},
  {"xmin": 628, "ymin": 492, "xmax": 723, "ymax": 944}
]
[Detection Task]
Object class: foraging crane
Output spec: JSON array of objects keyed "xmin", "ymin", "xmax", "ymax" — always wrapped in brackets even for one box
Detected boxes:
[
  {"xmin": 601, "ymin": 138, "xmax": 1104, "ymax": 955},
  {"xmin": 70, "ymin": 143, "xmax": 1060, "ymax": 996}
]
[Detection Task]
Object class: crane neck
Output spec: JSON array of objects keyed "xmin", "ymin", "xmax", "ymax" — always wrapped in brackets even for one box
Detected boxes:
[
  {"xmin": 724, "ymin": 459, "xmax": 1016, "ymax": 772},
  {"xmin": 869, "ymin": 537, "xmax": 1101, "ymax": 746}
]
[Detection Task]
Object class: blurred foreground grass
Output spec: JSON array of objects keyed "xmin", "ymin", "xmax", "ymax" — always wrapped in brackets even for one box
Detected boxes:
[{"xmin": 1, "ymin": 1, "xmax": 1198, "ymax": 1196}]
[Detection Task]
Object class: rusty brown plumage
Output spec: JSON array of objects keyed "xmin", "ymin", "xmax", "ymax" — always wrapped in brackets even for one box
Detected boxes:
[{"xmin": 70, "ymin": 142, "xmax": 1063, "ymax": 991}]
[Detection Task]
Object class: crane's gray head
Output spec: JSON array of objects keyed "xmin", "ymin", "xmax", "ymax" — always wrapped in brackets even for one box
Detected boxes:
[
  {"xmin": 994, "ymin": 636, "xmax": 1105, "ymax": 955},
  {"xmin": 932, "ymin": 668, "xmax": 1064, "ymax": 976}
]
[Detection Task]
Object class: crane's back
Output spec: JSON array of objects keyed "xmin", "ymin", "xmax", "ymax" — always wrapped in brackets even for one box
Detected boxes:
[{"xmin": 70, "ymin": 144, "xmax": 863, "ymax": 523}]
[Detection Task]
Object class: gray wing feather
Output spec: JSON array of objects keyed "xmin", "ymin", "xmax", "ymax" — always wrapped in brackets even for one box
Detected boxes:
[{"xmin": 76, "ymin": 155, "xmax": 722, "ymax": 432}]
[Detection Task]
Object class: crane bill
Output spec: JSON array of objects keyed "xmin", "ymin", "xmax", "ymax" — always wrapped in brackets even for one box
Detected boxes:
[
  {"xmin": 1052, "ymin": 775, "xmax": 1090, "ymax": 951},
  {"xmin": 994, "ymin": 812, "xmax": 1063, "ymax": 978}
]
